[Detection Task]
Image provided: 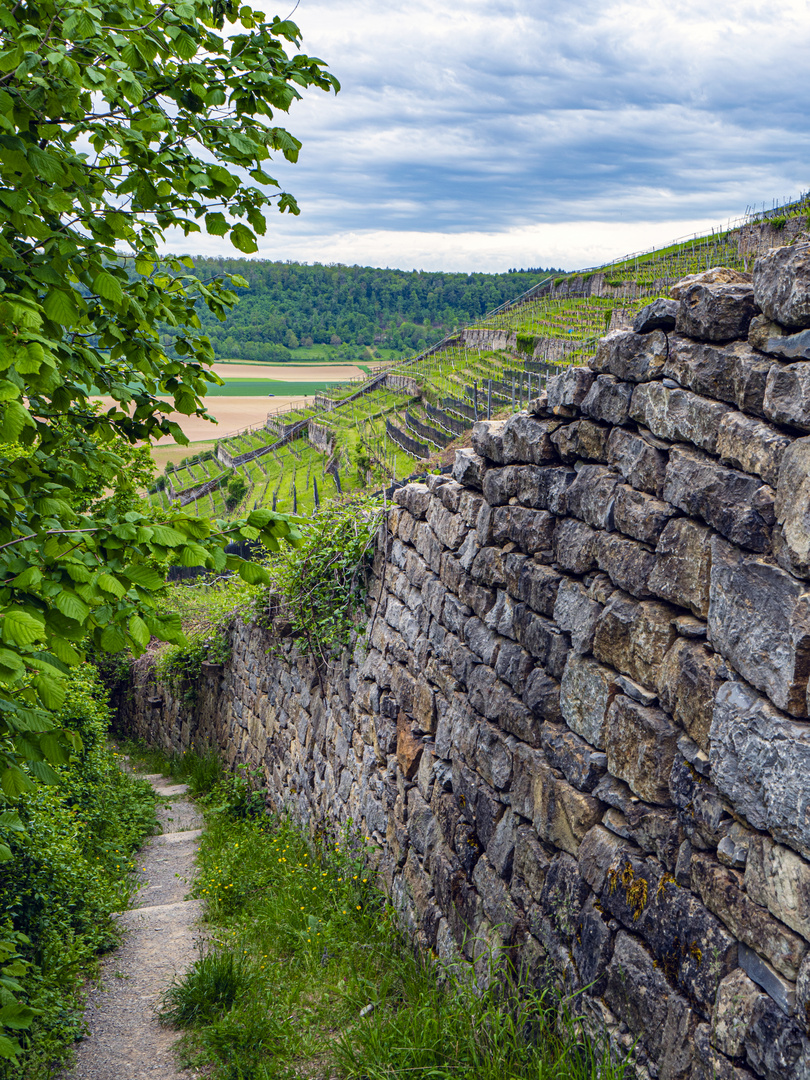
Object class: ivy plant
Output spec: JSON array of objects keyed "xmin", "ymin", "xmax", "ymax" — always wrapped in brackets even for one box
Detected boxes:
[{"xmin": 0, "ymin": 0, "xmax": 338, "ymax": 798}]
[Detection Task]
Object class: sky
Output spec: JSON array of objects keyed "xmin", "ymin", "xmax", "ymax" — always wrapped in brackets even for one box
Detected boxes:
[{"xmin": 177, "ymin": 0, "xmax": 810, "ymax": 272}]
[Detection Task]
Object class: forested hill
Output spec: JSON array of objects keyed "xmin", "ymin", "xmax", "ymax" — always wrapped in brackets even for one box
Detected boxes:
[{"xmin": 189, "ymin": 258, "xmax": 561, "ymax": 362}]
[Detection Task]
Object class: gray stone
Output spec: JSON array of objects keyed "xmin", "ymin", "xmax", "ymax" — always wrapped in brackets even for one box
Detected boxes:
[
  {"xmin": 711, "ymin": 679, "xmax": 810, "ymax": 856},
  {"xmin": 663, "ymin": 446, "xmax": 774, "ymax": 553},
  {"xmin": 745, "ymin": 834, "xmax": 810, "ymax": 944},
  {"xmin": 750, "ymin": 314, "xmax": 810, "ymax": 361},
  {"xmin": 613, "ymin": 484, "xmax": 678, "ymax": 545},
  {"xmin": 708, "ymin": 539, "xmax": 810, "ymax": 717},
  {"xmin": 717, "ymin": 410, "xmax": 791, "ymax": 488},
  {"xmin": 670, "ymin": 267, "xmax": 750, "ymax": 299},
  {"xmin": 580, "ymin": 374, "xmax": 634, "ymax": 425},
  {"xmin": 658, "ymin": 638, "xmax": 728, "ymax": 751},
  {"xmin": 552, "ymin": 518, "xmax": 598, "ymax": 573},
  {"xmin": 531, "ymin": 764, "xmax": 602, "ymax": 856},
  {"xmin": 711, "ymin": 968, "xmax": 763, "ymax": 1059},
  {"xmin": 763, "ymin": 362, "xmax": 810, "ymax": 432},
  {"xmin": 593, "ymin": 590, "xmax": 677, "ymax": 687},
  {"xmin": 663, "ymin": 336, "xmax": 762, "ymax": 405},
  {"xmin": 471, "ymin": 418, "xmax": 508, "ymax": 462},
  {"xmin": 452, "ymin": 448, "xmax": 485, "ymax": 490},
  {"xmin": 549, "ymin": 420, "xmax": 609, "ymax": 464},
  {"xmin": 693, "ymin": 1023, "xmax": 756, "ymax": 1080},
  {"xmin": 426, "ymin": 499, "xmax": 468, "ymax": 550},
  {"xmin": 740, "ymin": 945, "xmax": 797, "ymax": 1017},
  {"xmin": 607, "ymin": 425, "xmax": 669, "ymax": 496},
  {"xmin": 540, "ymin": 721, "xmax": 608, "ymax": 792},
  {"xmin": 394, "ymin": 481, "xmax": 430, "ymax": 519},
  {"xmin": 513, "ymin": 824, "xmax": 550, "ymax": 901},
  {"xmin": 633, "ymin": 297, "xmax": 678, "ymax": 334},
  {"xmin": 591, "ymin": 328, "xmax": 669, "ymax": 382},
  {"xmin": 774, "ymin": 437, "xmax": 810, "ymax": 579},
  {"xmin": 481, "ymin": 505, "xmax": 556, "ymax": 554},
  {"xmin": 595, "ymin": 532, "xmax": 656, "ymax": 599},
  {"xmin": 552, "ymin": 577, "xmax": 602, "ymax": 654},
  {"xmin": 745, "ymin": 991, "xmax": 810, "ymax": 1080},
  {"xmin": 564, "ymin": 463, "xmax": 620, "ymax": 529},
  {"xmin": 615, "ymin": 673, "xmax": 657, "ymax": 705},
  {"xmin": 500, "ymin": 412, "xmax": 562, "ymax": 464},
  {"xmin": 546, "ymin": 365, "xmax": 595, "ymax": 410},
  {"xmin": 577, "ymin": 823, "xmax": 632, "ymax": 893},
  {"xmin": 753, "ymin": 241, "xmax": 810, "ymax": 330},
  {"xmin": 513, "ymin": 561, "xmax": 562, "ymax": 616},
  {"xmin": 605, "ymin": 694, "xmax": 680, "ymax": 804},
  {"xmin": 675, "ymin": 281, "xmax": 758, "ymax": 343},
  {"xmin": 559, "ymin": 653, "xmax": 620, "ymax": 750},
  {"xmin": 630, "ymin": 380, "xmax": 731, "ymax": 455},
  {"xmin": 647, "ymin": 517, "xmax": 713, "ymax": 618}
]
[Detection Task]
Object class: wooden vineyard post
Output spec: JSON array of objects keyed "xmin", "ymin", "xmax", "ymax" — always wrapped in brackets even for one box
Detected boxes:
[{"xmin": 487, "ymin": 379, "xmax": 492, "ymax": 420}]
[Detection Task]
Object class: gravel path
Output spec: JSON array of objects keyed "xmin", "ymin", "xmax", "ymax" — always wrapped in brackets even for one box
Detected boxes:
[{"xmin": 59, "ymin": 774, "xmax": 204, "ymax": 1079}]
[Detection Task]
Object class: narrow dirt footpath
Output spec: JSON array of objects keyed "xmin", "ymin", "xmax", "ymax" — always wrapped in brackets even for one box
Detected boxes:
[{"xmin": 60, "ymin": 773, "xmax": 204, "ymax": 1080}]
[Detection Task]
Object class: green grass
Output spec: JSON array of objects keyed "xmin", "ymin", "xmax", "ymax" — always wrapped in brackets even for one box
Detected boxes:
[
  {"xmin": 136, "ymin": 750, "xmax": 634, "ymax": 1080},
  {"xmin": 205, "ymin": 379, "xmax": 339, "ymax": 396}
]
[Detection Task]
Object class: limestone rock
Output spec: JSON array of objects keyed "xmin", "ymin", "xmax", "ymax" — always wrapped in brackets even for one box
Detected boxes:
[
  {"xmin": 763, "ymin": 361, "xmax": 810, "ymax": 432},
  {"xmin": 471, "ymin": 419, "xmax": 508, "ymax": 463},
  {"xmin": 664, "ymin": 336, "xmax": 772, "ymax": 414},
  {"xmin": 753, "ymin": 241, "xmax": 810, "ymax": 329},
  {"xmin": 745, "ymin": 834, "xmax": 810, "ymax": 944},
  {"xmin": 605, "ymin": 694, "xmax": 679, "ymax": 804},
  {"xmin": 512, "ymin": 561, "xmax": 563, "ymax": 616},
  {"xmin": 613, "ymin": 484, "xmax": 678, "ymax": 545},
  {"xmin": 546, "ymin": 365, "xmax": 595, "ymax": 410},
  {"xmin": 711, "ymin": 680, "xmax": 810, "ymax": 856},
  {"xmin": 663, "ymin": 446, "xmax": 774, "ymax": 553},
  {"xmin": 648, "ymin": 517, "xmax": 713, "ymax": 618},
  {"xmin": 675, "ymin": 281, "xmax": 758, "ymax": 343},
  {"xmin": 396, "ymin": 712, "xmax": 423, "ymax": 780},
  {"xmin": 482, "ymin": 505, "xmax": 556, "ymax": 554},
  {"xmin": 693, "ymin": 1023, "xmax": 756, "ymax": 1080},
  {"xmin": 749, "ymin": 312, "xmax": 810, "ymax": 361},
  {"xmin": 559, "ymin": 653, "xmax": 620, "ymax": 750},
  {"xmin": 452, "ymin": 448, "xmax": 485, "ymax": 490},
  {"xmin": 513, "ymin": 824, "xmax": 550, "ymax": 901},
  {"xmin": 691, "ymin": 853, "xmax": 807, "ymax": 980},
  {"xmin": 552, "ymin": 577, "xmax": 602, "ymax": 654},
  {"xmin": 774, "ymin": 437, "xmax": 810, "ymax": 578},
  {"xmin": 633, "ymin": 297, "xmax": 678, "ymax": 333},
  {"xmin": 531, "ymin": 763, "xmax": 602, "ymax": 856},
  {"xmin": 549, "ymin": 420, "xmax": 610, "ymax": 463},
  {"xmin": 657, "ymin": 637, "xmax": 728, "ymax": 751},
  {"xmin": 630, "ymin": 381, "xmax": 731, "ymax": 455},
  {"xmin": 564, "ymin": 463, "xmax": 620, "ymax": 529},
  {"xmin": 552, "ymin": 518, "xmax": 598, "ymax": 573},
  {"xmin": 580, "ymin": 374, "xmax": 635, "ymax": 425},
  {"xmin": 708, "ymin": 539, "xmax": 810, "ymax": 717},
  {"xmin": 577, "ymin": 823, "xmax": 633, "ymax": 892},
  {"xmin": 745, "ymin": 993, "xmax": 810, "ymax": 1079},
  {"xmin": 671, "ymin": 267, "xmax": 750, "ymax": 299},
  {"xmin": 607, "ymin": 424, "xmax": 669, "ymax": 497},
  {"xmin": 394, "ymin": 481, "xmax": 430, "ymax": 519},
  {"xmin": 716, "ymin": 410, "xmax": 791, "ymax": 488},
  {"xmin": 595, "ymin": 531, "xmax": 657, "ymax": 598},
  {"xmin": 593, "ymin": 591, "xmax": 677, "ymax": 687},
  {"xmin": 500, "ymin": 412, "xmax": 561, "ymax": 464},
  {"xmin": 540, "ymin": 721, "xmax": 607, "ymax": 792},
  {"xmin": 590, "ymin": 328, "xmax": 668, "ymax": 382}
]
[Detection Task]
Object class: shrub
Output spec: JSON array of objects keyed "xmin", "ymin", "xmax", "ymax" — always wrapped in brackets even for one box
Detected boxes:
[{"xmin": 225, "ymin": 475, "xmax": 248, "ymax": 510}]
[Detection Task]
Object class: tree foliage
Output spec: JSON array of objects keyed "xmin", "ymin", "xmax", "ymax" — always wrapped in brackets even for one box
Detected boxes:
[{"xmin": 0, "ymin": 0, "xmax": 337, "ymax": 799}]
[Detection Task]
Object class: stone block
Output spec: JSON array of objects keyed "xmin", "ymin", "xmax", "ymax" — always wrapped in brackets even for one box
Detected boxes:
[
  {"xmin": 663, "ymin": 446, "xmax": 774, "ymax": 553},
  {"xmin": 426, "ymin": 499, "xmax": 469, "ymax": 550},
  {"xmin": 469, "ymin": 546, "xmax": 506, "ymax": 588},
  {"xmin": 593, "ymin": 590, "xmax": 677, "ymax": 687},
  {"xmin": 471, "ymin": 418, "xmax": 507, "ymax": 462},
  {"xmin": 753, "ymin": 240, "xmax": 810, "ymax": 330},
  {"xmin": 693, "ymin": 853, "xmax": 807, "ymax": 980},
  {"xmin": 647, "ymin": 517, "xmax": 713, "ymax": 618},
  {"xmin": 745, "ymin": 992, "xmax": 810, "ymax": 1080},
  {"xmin": 472, "ymin": 855, "xmax": 519, "ymax": 941},
  {"xmin": 675, "ymin": 281, "xmax": 758, "ymax": 343},
  {"xmin": 532, "ymin": 764, "xmax": 602, "ymax": 856},
  {"xmin": 613, "ymin": 484, "xmax": 678, "ymax": 545},
  {"xmin": 633, "ymin": 297, "xmax": 678, "ymax": 333},
  {"xmin": 580, "ymin": 374, "xmax": 634, "ymax": 425},
  {"xmin": 708, "ymin": 539, "xmax": 810, "ymax": 717},
  {"xmin": 578, "ymin": 823, "xmax": 633, "ymax": 893},
  {"xmin": 607, "ymin": 425, "xmax": 669, "ymax": 496},
  {"xmin": 549, "ymin": 420, "xmax": 610, "ymax": 463},
  {"xmin": 513, "ymin": 560, "xmax": 563, "ymax": 616},
  {"xmin": 552, "ymin": 577, "xmax": 602, "ymax": 653},
  {"xmin": 605, "ymin": 695, "xmax": 680, "ymax": 804},
  {"xmin": 763, "ymin": 361, "xmax": 810, "ymax": 432},
  {"xmin": 630, "ymin": 381, "xmax": 731, "ymax": 455},
  {"xmin": 595, "ymin": 531, "xmax": 657, "ymax": 598},
  {"xmin": 483, "ymin": 505, "xmax": 556, "ymax": 554},
  {"xmin": 717, "ymin": 410, "xmax": 791, "ymax": 488},
  {"xmin": 499, "ymin": 412, "xmax": 561, "ymax": 464},
  {"xmin": 551, "ymin": 518, "xmax": 599, "ymax": 573},
  {"xmin": 394, "ymin": 481, "xmax": 430, "ymax": 519},
  {"xmin": 671, "ymin": 267, "xmax": 750, "ymax": 298},
  {"xmin": 482, "ymin": 464, "xmax": 574, "ymax": 510},
  {"xmin": 452, "ymin": 448, "xmax": 485, "ymax": 490},
  {"xmin": 572, "ymin": 895, "xmax": 614, "ymax": 990},
  {"xmin": 560, "ymin": 653, "xmax": 620, "ymax": 750},
  {"xmin": 513, "ymin": 605, "xmax": 569, "ymax": 676},
  {"xmin": 522, "ymin": 667, "xmax": 562, "ymax": 724},
  {"xmin": 774, "ymin": 437, "xmax": 810, "ymax": 579},
  {"xmin": 712, "ymin": 968, "xmax": 764, "ymax": 1059},
  {"xmin": 745, "ymin": 834, "xmax": 810, "ymax": 944},
  {"xmin": 396, "ymin": 712, "xmax": 423, "ymax": 780},
  {"xmin": 513, "ymin": 824, "xmax": 550, "ymax": 901},
  {"xmin": 540, "ymin": 721, "xmax": 607, "ymax": 792},
  {"xmin": 657, "ymin": 638, "xmax": 728, "ymax": 751},
  {"xmin": 693, "ymin": 1023, "xmax": 757, "ymax": 1080},
  {"xmin": 711, "ymin": 680, "xmax": 810, "ymax": 857},
  {"xmin": 564, "ymin": 463, "xmax": 620, "ymax": 529},
  {"xmin": 546, "ymin": 365, "xmax": 595, "ymax": 409},
  {"xmin": 749, "ymin": 313, "xmax": 810, "ymax": 360},
  {"xmin": 591, "ymin": 327, "xmax": 668, "ymax": 382},
  {"xmin": 494, "ymin": 639, "xmax": 534, "ymax": 693}
]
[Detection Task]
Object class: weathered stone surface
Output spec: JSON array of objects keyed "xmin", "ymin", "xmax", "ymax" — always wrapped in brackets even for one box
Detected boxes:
[
  {"xmin": 577, "ymin": 823, "xmax": 633, "ymax": 892},
  {"xmin": 613, "ymin": 484, "xmax": 678, "ymax": 545},
  {"xmin": 692, "ymin": 853, "xmax": 807, "ymax": 980},
  {"xmin": 634, "ymin": 297, "xmax": 678, "ymax": 333},
  {"xmin": 593, "ymin": 591, "xmax": 677, "ymax": 687},
  {"xmin": 512, "ymin": 561, "xmax": 563, "ymax": 617},
  {"xmin": 708, "ymin": 539, "xmax": 810, "ymax": 717},
  {"xmin": 694, "ymin": 1023, "xmax": 756, "ymax": 1080},
  {"xmin": 663, "ymin": 446, "xmax": 774, "ymax": 553},
  {"xmin": 560, "ymin": 653, "xmax": 619, "ymax": 750},
  {"xmin": 774, "ymin": 437, "xmax": 810, "ymax": 579},
  {"xmin": 745, "ymin": 834, "xmax": 810, "ymax": 945},
  {"xmin": 551, "ymin": 518, "xmax": 598, "ymax": 573},
  {"xmin": 745, "ymin": 992, "xmax": 810, "ymax": 1079},
  {"xmin": 500, "ymin": 412, "xmax": 562, "ymax": 464},
  {"xmin": 513, "ymin": 824, "xmax": 550, "ymax": 901},
  {"xmin": 580, "ymin": 374, "xmax": 634, "ymax": 425},
  {"xmin": 471, "ymin": 419, "xmax": 507, "ymax": 462},
  {"xmin": 763, "ymin": 361, "xmax": 810, "ymax": 432},
  {"xmin": 607, "ymin": 425, "xmax": 669, "ymax": 496},
  {"xmin": 753, "ymin": 241, "xmax": 810, "ymax": 330},
  {"xmin": 605, "ymin": 695, "xmax": 679, "ymax": 804},
  {"xmin": 540, "ymin": 722, "xmax": 607, "ymax": 792},
  {"xmin": 427, "ymin": 498, "xmax": 468, "ymax": 550},
  {"xmin": 658, "ymin": 638, "xmax": 728, "ymax": 750},
  {"xmin": 676, "ymin": 281, "xmax": 758, "ymax": 343},
  {"xmin": 513, "ymin": 606, "xmax": 569, "ymax": 679},
  {"xmin": 564, "ymin": 463, "xmax": 621, "ymax": 529},
  {"xmin": 452, "ymin": 448, "xmax": 485, "ymax": 490},
  {"xmin": 591, "ymin": 328, "xmax": 669, "ymax": 382},
  {"xmin": 749, "ymin": 313, "xmax": 810, "ymax": 360},
  {"xmin": 717, "ymin": 410, "xmax": 791, "ymax": 488},
  {"xmin": 546, "ymin": 365, "xmax": 595, "ymax": 410},
  {"xmin": 595, "ymin": 531, "xmax": 656, "ymax": 598},
  {"xmin": 481, "ymin": 505, "xmax": 556, "ymax": 554},
  {"xmin": 711, "ymin": 680, "xmax": 810, "ymax": 856},
  {"xmin": 647, "ymin": 518, "xmax": 713, "ymax": 618},
  {"xmin": 549, "ymin": 420, "xmax": 609, "ymax": 463},
  {"xmin": 603, "ymin": 931, "xmax": 698, "ymax": 1080},
  {"xmin": 671, "ymin": 267, "xmax": 750, "ymax": 299},
  {"xmin": 552, "ymin": 577, "xmax": 602, "ymax": 654},
  {"xmin": 712, "ymin": 968, "xmax": 764, "ymax": 1059},
  {"xmin": 394, "ymin": 481, "xmax": 430, "ymax": 519},
  {"xmin": 532, "ymin": 763, "xmax": 602, "ymax": 857},
  {"xmin": 596, "ymin": 776, "xmax": 681, "ymax": 866},
  {"xmin": 630, "ymin": 380, "xmax": 731, "ymax": 455},
  {"xmin": 397, "ymin": 712, "xmax": 423, "ymax": 780},
  {"xmin": 522, "ymin": 667, "xmax": 562, "ymax": 723}
]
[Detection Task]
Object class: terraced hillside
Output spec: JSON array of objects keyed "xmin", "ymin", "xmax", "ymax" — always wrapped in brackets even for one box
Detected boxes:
[{"xmin": 147, "ymin": 194, "xmax": 810, "ymax": 519}]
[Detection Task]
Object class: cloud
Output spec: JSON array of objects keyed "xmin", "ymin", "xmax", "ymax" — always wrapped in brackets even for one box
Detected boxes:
[{"xmin": 167, "ymin": 0, "xmax": 810, "ymax": 270}]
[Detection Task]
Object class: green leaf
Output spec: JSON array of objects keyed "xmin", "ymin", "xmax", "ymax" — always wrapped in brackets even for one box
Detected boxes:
[
  {"xmin": 124, "ymin": 565, "xmax": 164, "ymax": 590},
  {"xmin": 205, "ymin": 212, "xmax": 229, "ymax": 236},
  {"xmin": 55, "ymin": 591, "xmax": 90, "ymax": 624},
  {"xmin": 237, "ymin": 560, "xmax": 270, "ymax": 585},
  {"xmin": 100, "ymin": 623, "xmax": 126, "ymax": 652},
  {"xmin": 230, "ymin": 224, "xmax": 258, "ymax": 254},
  {"xmin": 27, "ymin": 761, "xmax": 61, "ymax": 785},
  {"xmin": 3, "ymin": 610, "xmax": 45, "ymax": 646},
  {"xmin": 128, "ymin": 614, "xmax": 150, "ymax": 649},
  {"xmin": 0, "ymin": 1034, "xmax": 21, "ymax": 1061},
  {"xmin": 150, "ymin": 524, "xmax": 186, "ymax": 547},
  {"xmin": 0, "ymin": 767, "xmax": 32, "ymax": 799},
  {"xmin": 43, "ymin": 288, "xmax": 79, "ymax": 325},
  {"xmin": 0, "ymin": 401, "xmax": 33, "ymax": 443},
  {"xmin": 97, "ymin": 572, "xmax": 126, "ymax": 599},
  {"xmin": 34, "ymin": 675, "xmax": 67, "ymax": 711},
  {"xmin": 38, "ymin": 730, "xmax": 69, "ymax": 765},
  {"xmin": 92, "ymin": 271, "xmax": 124, "ymax": 304}
]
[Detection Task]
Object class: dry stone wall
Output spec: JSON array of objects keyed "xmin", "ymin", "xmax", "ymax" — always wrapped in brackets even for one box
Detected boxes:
[{"xmin": 120, "ymin": 243, "xmax": 810, "ymax": 1080}]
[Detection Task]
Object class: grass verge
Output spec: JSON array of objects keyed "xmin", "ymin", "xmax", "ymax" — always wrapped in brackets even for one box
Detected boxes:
[{"xmin": 130, "ymin": 746, "xmax": 634, "ymax": 1080}]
